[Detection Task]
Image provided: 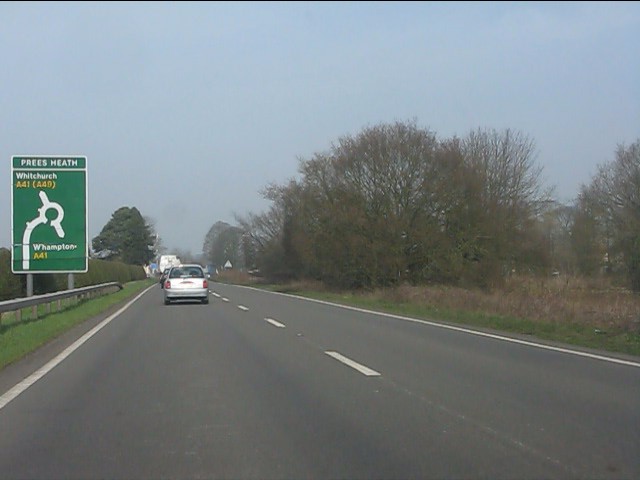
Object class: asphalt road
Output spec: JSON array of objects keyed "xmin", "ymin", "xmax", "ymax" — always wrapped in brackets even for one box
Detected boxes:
[{"xmin": 0, "ymin": 282, "xmax": 638, "ymax": 479}]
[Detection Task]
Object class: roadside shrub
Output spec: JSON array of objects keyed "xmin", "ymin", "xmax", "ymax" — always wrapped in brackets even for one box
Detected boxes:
[
  {"xmin": 0, "ymin": 248, "xmax": 23, "ymax": 301},
  {"xmin": 0, "ymin": 252, "xmax": 146, "ymax": 300}
]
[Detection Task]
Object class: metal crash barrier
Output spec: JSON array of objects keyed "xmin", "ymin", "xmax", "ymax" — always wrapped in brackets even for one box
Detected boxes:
[{"xmin": 0, "ymin": 282, "xmax": 123, "ymax": 324}]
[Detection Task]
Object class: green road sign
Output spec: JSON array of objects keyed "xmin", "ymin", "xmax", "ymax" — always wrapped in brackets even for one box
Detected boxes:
[{"xmin": 11, "ymin": 156, "xmax": 88, "ymax": 273}]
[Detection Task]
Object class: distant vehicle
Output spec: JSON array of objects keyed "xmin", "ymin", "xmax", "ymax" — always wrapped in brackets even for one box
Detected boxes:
[
  {"xmin": 163, "ymin": 264, "xmax": 209, "ymax": 305},
  {"xmin": 159, "ymin": 267, "xmax": 172, "ymax": 288},
  {"xmin": 158, "ymin": 254, "xmax": 181, "ymax": 274}
]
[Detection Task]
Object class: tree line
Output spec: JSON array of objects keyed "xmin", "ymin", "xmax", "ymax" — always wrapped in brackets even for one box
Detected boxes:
[
  {"xmin": 84, "ymin": 120, "xmax": 639, "ymax": 293},
  {"xmin": 203, "ymin": 120, "xmax": 639, "ymax": 292}
]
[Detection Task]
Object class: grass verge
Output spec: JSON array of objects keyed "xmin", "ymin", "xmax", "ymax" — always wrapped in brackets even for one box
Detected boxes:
[
  {"xmin": 288, "ymin": 290, "xmax": 640, "ymax": 357},
  {"xmin": 222, "ymin": 274, "xmax": 639, "ymax": 358},
  {"xmin": 0, "ymin": 279, "xmax": 154, "ymax": 371}
]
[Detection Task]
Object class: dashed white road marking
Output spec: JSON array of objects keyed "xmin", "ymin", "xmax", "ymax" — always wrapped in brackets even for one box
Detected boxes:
[
  {"xmin": 222, "ymin": 297, "xmax": 229, "ymax": 302},
  {"xmin": 325, "ymin": 351, "xmax": 381, "ymax": 376},
  {"xmin": 230, "ymin": 285, "xmax": 640, "ymax": 369},
  {"xmin": 211, "ymin": 292, "xmax": 221, "ymax": 298},
  {"xmin": 238, "ymin": 305, "xmax": 249, "ymax": 311},
  {"xmin": 265, "ymin": 318, "xmax": 286, "ymax": 328}
]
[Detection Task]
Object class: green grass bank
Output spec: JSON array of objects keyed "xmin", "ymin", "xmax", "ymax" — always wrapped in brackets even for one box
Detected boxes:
[{"xmin": 0, "ymin": 279, "xmax": 154, "ymax": 371}]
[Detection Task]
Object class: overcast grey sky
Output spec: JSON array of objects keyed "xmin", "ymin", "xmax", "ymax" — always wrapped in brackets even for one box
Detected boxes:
[{"xmin": 2, "ymin": 1, "xmax": 639, "ymax": 255}]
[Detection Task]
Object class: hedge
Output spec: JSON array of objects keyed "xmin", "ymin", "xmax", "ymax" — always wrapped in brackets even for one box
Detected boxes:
[{"xmin": 0, "ymin": 248, "xmax": 146, "ymax": 301}]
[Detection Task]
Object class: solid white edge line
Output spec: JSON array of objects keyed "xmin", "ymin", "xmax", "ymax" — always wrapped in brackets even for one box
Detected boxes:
[
  {"xmin": 238, "ymin": 305, "xmax": 249, "ymax": 311},
  {"xmin": 265, "ymin": 318, "xmax": 286, "ymax": 328},
  {"xmin": 325, "ymin": 351, "xmax": 381, "ymax": 376},
  {"xmin": 227, "ymin": 284, "xmax": 640, "ymax": 369},
  {"xmin": 0, "ymin": 284, "xmax": 155, "ymax": 411}
]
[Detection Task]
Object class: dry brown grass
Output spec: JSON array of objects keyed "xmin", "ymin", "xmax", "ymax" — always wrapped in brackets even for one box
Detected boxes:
[
  {"xmin": 214, "ymin": 270, "xmax": 259, "ymax": 285},
  {"xmin": 216, "ymin": 270, "xmax": 327, "ymax": 292},
  {"xmin": 373, "ymin": 275, "xmax": 640, "ymax": 333},
  {"xmin": 216, "ymin": 271, "xmax": 639, "ymax": 334}
]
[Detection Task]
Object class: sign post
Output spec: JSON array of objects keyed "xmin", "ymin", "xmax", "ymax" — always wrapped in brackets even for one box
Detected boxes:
[{"xmin": 11, "ymin": 156, "xmax": 88, "ymax": 277}]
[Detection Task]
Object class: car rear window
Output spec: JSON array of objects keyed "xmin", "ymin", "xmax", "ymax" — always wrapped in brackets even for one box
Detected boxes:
[{"xmin": 169, "ymin": 267, "xmax": 204, "ymax": 278}]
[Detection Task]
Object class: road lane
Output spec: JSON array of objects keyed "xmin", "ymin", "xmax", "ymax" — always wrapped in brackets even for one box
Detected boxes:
[
  {"xmin": 0, "ymin": 283, "xmax": 637, "ymax": 478},
  {"xmin": 210, "ymin": 282, "xmax": 640, "ymax": 479}
]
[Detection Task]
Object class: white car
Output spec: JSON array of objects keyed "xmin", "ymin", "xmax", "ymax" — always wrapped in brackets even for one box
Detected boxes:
[{"xmin": 163, "ymin": 264, "xmax": 209, "ymax": 305}]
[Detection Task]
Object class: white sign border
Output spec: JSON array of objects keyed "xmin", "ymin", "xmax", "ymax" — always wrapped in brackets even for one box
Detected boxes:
[{"xmin": 11, "ymin": 154, "xmax": 89, "ymax": 274}]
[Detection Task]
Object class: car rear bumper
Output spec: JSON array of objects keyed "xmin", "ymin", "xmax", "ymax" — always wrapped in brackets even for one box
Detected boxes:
[{"xmin": 164, "ymin": 288, "xmax": 209, "ymax": 301}]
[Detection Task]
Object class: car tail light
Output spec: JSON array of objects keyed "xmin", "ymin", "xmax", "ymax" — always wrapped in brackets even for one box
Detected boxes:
[
  {"xmin": 203, "ymin": 279, "xmax": 208, "ymax": 288},
  {"xmin": 165, "ymin": 280, "xmax": 171, "ymax": 289}
]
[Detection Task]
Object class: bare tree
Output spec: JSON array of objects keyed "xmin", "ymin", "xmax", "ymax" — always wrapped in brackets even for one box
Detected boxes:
[
  {"xmin": 572, "ymin": 187, "xmax": 607, "ymax": 276},
  {"xmin": 242, "ymin": 122, "xmax": 552, "ymax": 289},
  {"xmin": 459, "ymin": 128, "xmax": 551, "ymax": 285},
  {"xmin": 291, "ymin": 121, "xmax": 445, "ymax": 287},
  {"xmin": 203, "ymin": 221, "xmax": 232, "ymax": 264},
  {"xmin": 202, "ymin": 221, "xmax": 246, "ymax": 269},
  {"xmin": 543, "ymin": 202, "xmax": 577, "ymax": 274},
  {"xmin": 235, "ymin": 183, "xmax": 297, "ymax": 280},
  {"xmin": 582, "ymin": 139, "xmax": 640, "ymax": 289}
]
